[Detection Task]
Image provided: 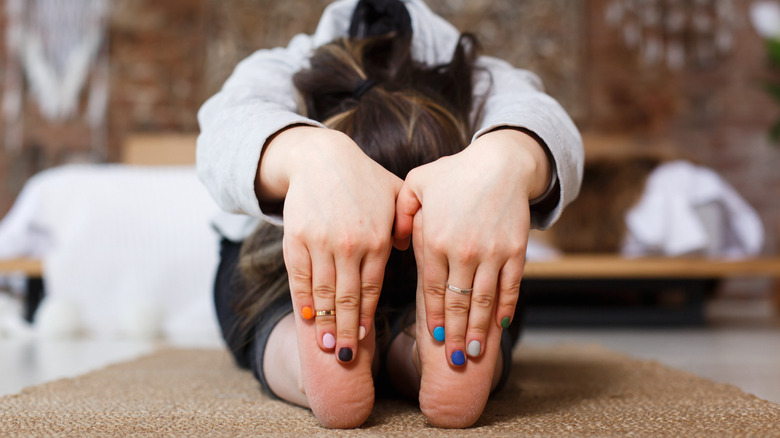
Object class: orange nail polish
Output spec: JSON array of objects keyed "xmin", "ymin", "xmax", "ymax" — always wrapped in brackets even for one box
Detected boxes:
[{"xmin": 302, "ymin": 306, "xmax": 314, "ymax": 320}]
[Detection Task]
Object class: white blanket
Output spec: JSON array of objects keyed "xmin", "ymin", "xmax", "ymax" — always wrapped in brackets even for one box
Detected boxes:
[
  {"xmin": 623, "ymin": 160, "xmax": 764, "ymax": 258},
  {"xmin": 0, "ymin": 165, "xmax": 223, "ymax": 340}
]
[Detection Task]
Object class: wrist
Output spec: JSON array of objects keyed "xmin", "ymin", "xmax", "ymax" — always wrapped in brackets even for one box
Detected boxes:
[
  {"xmin": 255, "ymin": 125, "xmax": 316, "ymax": 202},
  {"xmin": 472, "ymin": 127, "xmax": 552, "ymax": 201},
  {"xmin": 255, "ymin": 126, "xmax": 361, "ymax": 202}
]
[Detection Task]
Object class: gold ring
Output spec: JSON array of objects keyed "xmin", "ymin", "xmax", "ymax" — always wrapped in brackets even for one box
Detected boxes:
[
  {"xmin": 315, "ymin": 309, "xmax": 336, "ymax": 317},
  {"xmin": 446, "ymin": 283, "xmax": 473, "ymax": 295}
]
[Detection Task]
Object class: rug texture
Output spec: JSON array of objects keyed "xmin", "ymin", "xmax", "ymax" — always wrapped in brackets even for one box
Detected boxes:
[{"xmin": 1, "ymin": 344, "xmax": 778, "ymax": 437}]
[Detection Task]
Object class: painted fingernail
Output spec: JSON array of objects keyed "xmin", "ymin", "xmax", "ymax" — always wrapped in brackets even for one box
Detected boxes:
[
  {"xmin": 501, "ymin": 317, "xmax": 511, "ymax": 329},
  {"xmin": 338, "ymin": 347, "xmax": 353, "ymax": 362},
  {"xmin": 467, "ymin": 340, "xmax": 481, "ymax": 357},
  {"xmin": 302, "ymin": 306, "xmax": 314, "ymax": 320},
  {"xmin": 358, "ymin": 325, "xmax": 367, "ymax": 341},
  {"xmin": 451, "ymin": 350, "xmax": 466, "ymax": 366},
  {"xmin": 323, "ymin": 333, "xmax": 336, "ymax": 349},
  {"xmin": 433, "ymin": 326, "xmax": 445, "ymax": 342}
]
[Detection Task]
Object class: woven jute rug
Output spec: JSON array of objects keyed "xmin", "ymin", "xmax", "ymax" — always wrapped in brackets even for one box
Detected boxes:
[{"xmin": 1, "ymin": 344, "xmax": 778, "ymax": 437}]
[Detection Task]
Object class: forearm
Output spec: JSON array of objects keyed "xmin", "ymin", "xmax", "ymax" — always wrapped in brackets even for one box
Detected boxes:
[
  {"xmin": 254, "ymin": 125, "xmax": 306, "ymax": 203},
  {"xmin": 254, "ymin": 126, "xmax": 369, "ymax": 204},
  {"xmin": 468, "ymin": 128, "xmax": 552, "ymax": 202}
]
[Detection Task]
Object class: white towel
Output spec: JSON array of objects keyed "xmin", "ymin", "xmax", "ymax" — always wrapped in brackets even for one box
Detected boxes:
[{"xmin": 624, "ymin": 160, "xmax": 764, "ymax": 258}]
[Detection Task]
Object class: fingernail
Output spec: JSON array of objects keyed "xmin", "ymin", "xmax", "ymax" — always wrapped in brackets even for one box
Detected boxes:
[
  {"xmin": 323, "ymin": 333, "xmax": 336, "ymax": 349},
  {"xmin": 467, "ymin": 340, "xmax": 481, "ymax": 357},
  {"xmin": 302, "ymin": 306, "xmax": 314, "ymax": 320},
  {"xmin": 358, "ymin": 325, "xmax": 367, "ymax": 341},
  {"xmin": 501, "ymin": 317, "xmax": 511, "ymax": 329},
  {"xmin": 433, "ymin": 326, "xmax": 445, "ymax": 342},
  {"xmin": 338, "ymin": 347, "xmax": 353, "ymax": 362},
  {"xmin": 451, "ymin": 350, "xmax": 466, "ymax": 366}
]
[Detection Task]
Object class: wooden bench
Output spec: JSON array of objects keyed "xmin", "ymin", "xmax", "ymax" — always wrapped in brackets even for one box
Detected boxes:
[
  {"xmin": 521, "ymin": 256, "xmax": 780, "ymax": 326},
  {"xmin": 0, "ymin": 258, "xmax": 45, "ymax": 322},
  {"xmin": 524, "ymin": 256, "xmax": 780, "ymax": 279}
]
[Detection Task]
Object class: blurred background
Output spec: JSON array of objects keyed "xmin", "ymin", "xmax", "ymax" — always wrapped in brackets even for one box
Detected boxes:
[
  {"xmin": 0, "ymin": 0, "xmax": 779, "ymax": 405},
  {"xmin": 0, "ymin": 0, "xmax": 777, "ymax": 238}
]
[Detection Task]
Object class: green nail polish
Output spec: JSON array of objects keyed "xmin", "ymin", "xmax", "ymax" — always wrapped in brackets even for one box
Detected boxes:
[{"xmin": 501, "ymin": 317, "xmax": 511, "ymax": 328}]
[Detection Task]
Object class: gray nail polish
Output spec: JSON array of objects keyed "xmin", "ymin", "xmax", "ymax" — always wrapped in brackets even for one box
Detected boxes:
[{"xmin": 467, "ymin": 340, "xmax": 481, "ymax": 357}]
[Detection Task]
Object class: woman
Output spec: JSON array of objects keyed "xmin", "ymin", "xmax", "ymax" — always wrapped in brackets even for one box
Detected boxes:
[{"xmin": 197, "ymin": 0, "xmax": 583, "ymax": 429}]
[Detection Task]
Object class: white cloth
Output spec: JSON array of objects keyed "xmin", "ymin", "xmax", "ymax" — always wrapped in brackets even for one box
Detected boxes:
[
  {"xmin": 196, "ymin": 0, "xmax": 583, "ymax": 239},
  {"xmin": 623, "ymin": 160, "xmax": 764, "ymax": 258},
  {"xmin": 0, "ymin": 165, "xmax": 223, "ymax": 340}
]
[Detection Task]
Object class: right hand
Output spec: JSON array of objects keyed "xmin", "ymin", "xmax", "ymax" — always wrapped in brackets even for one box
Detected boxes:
[{"xmin": 258, "ymin": 126, "xmax": 402, "ymax": 363}]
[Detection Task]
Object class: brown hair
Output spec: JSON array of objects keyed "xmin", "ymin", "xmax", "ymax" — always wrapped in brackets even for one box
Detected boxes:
[{"xmin": 232, "ymin": 32, "xmax": 484, "ymax": 338}]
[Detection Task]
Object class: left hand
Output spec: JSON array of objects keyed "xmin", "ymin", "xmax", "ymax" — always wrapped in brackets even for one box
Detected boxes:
[{"xmin": 394, "ymin": 128, "xmax": 551, "ymax": 367}]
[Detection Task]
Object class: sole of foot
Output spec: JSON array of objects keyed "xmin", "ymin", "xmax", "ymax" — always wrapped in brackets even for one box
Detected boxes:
[
  {"xmin": 294, "ymin": 313, "xmax": 376, "ymax": 429},
  {"xmin": 415, "ymin": 290, "xmax": 504, "ymax": 428}
]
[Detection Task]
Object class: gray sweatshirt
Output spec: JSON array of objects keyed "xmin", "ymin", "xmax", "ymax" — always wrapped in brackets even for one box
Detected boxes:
[{"xmin": 197, "ymin": 0, "xmax": 583, "ymax": 241}]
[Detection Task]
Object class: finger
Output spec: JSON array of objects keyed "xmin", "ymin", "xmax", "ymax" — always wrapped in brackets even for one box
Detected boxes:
[
  {"xmin": 357, "ymin": 254, "xmax": 387, "ymax": 342},
  {"xmin": 496, "ymin": 256, "xmax": 525, "ymax": 329},
  {"xmin": 465, "ymin": 264, "xmax": 500, "ymax": 358},
  {"xmin": 334, "ymin": 255, "xmax": 362, "ymax": 363},
  {"xmin": 444, "ymin": 261, "xmax": 476, "ymax": 367},
  {"xmin": 283, "ymin": 235, "xmax": 315, "ymax": 322},
  {"xmin": 421, "ymin": 232, "xmax": 449, "ymax": 345},
  {"xmin": 393, "ymin": 179, "xmax": 421, "ymax": 251},
  {"xmin": 310, "ymin": 250, "xmax": 338, "ymax": 352}
]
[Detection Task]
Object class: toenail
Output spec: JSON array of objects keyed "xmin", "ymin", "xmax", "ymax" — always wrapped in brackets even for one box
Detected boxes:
[
  {"xmin": 500, "ymin": 317, "xmax": 511, "ymax": 329},
  {"xmin": 302, "ymin": 306, "xmax": 314, "ymax": 320},
  {"xmin": 451, "ymin": 350, "xmax": 466, "ymax": 366},
  {"xmin": 433, "ymin": 326, "xmax": 445, "ymax": 342},
  {"xmin": 323, "ymin": 333, "xmax": 336, "ymax": 349},
  {"xmin": 358, "ymin": 325, "xmax": 367, "ymax": 341},
  {"xmin": 467, "ymin": 340, "xmax": 481, "ymax": 357},
  {"xmin": 338, "ymin": 347, "xmax": 353, "ymax": 362}
]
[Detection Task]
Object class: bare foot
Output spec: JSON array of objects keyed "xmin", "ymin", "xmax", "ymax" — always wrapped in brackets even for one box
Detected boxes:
[
  {"xmin": 414, "ymin": 289, "xmax": 504, "ymax": 428},
  {"xmin": 296, "ymin": 311, "xmax": 376, "ymax": 428},
  {"xmin": 265, "ymin": 312, "xmax": 376, "ymax": 428}
]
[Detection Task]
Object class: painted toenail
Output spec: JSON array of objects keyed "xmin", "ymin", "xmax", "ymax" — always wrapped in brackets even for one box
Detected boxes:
[
  {"xmin": 358, "ymin": 325, "xmax": 367, "ymax": 341},
  {"xmin": 433, "ymin": 326, "xmax": 445, "ymax": 342},
  {"xmin": 467, "ymin": 340, "xmax": 481, "ymax": 357},
  {"xmin": 338, "ymin": 347, "xmax": 353, "ymax": 362},
  {"xmin": 451, "ymin": 350, "xmax": 466, "ymax": 366},
  {"xmin": 501, "ymin": 317, "xmax": 511, "ymax": 328},
  {"xmin": 302, "ymin": 306, "xmax": 314, "ymax": 320},
  {"xmin": 322, "ymin": 333, "xmax": 336, "ymax": 349}
]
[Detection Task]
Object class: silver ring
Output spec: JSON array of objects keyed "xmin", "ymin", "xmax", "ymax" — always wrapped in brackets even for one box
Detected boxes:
[
  {"xmin": 315, "ymin": 309, "xmax": 336, "ymax": 317},
  {"xmin": 446, "ymin": 283, "xmax": 473, "ymax": 295}
]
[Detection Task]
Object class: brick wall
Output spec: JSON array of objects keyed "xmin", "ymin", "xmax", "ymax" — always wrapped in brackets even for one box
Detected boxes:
[
  {"xmin": 1, "ymin": 0, "xmax": 778, "ymax": 256},
  {"xmin": 0, "ymin": 0, "xmax": 207, "ymax": 218}
]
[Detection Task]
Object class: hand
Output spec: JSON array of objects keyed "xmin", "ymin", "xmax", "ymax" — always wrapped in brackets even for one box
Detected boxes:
[
  {"xmin": 258, "ymin": 126, "xmax": 403, "ymax": 363},
  {"xmin": 394, "ymin": 128, "xmax": 551, "ymax": 366}
]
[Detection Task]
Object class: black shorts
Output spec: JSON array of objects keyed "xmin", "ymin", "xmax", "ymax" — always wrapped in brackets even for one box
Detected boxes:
[{"xmin": 213, "ymin": 238, "xmax": 524, "ymax": 399}]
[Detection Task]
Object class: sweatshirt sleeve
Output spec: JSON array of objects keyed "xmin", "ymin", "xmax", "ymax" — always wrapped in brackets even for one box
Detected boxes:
[
  {"xmin": 472, "ymin": 56, "xmax": 584, "ymax": 230},
  {"xmin": 196, "ymin": 1, "xmax": 364, "ymax": 220},
  {"xmin": 196, "ymin": 33, "xmax": 323, "ymax": 220}
]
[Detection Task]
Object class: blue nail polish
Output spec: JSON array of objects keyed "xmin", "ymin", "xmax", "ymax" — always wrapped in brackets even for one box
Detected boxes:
[
  {"xmin": 433, "ymin": 326, "xmax": 445, "ymax": 342},
  {"xmin": 452, "ymin": 350, "xmax": 466, "ymax": 366}
]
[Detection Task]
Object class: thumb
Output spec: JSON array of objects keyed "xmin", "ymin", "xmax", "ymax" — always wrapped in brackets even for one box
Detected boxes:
[{"xmin": 393, "ymin": 181, "xmax": 421, "ymax": 250}]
